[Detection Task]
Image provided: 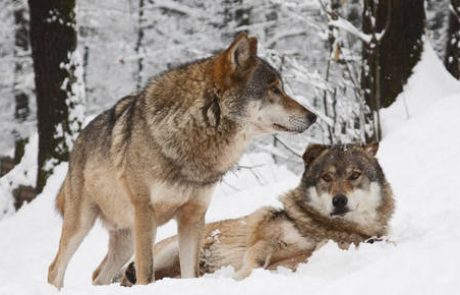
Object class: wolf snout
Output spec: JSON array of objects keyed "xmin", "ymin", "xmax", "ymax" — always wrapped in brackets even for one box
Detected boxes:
[
  {"xmin": 332, "ymin": 194, "xmax": 348, "ymax": 208},
  {"xmin": 331, "ymin": 194, "xmax": 349, "ymax": 217},
  {"xmin": 307, "ymin": 112, "xmax": 317, "ymax": 124}
]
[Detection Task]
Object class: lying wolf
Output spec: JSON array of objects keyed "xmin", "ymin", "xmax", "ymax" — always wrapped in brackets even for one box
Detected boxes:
[
  {"xmin": 47, "ymin": 33, "xmax": 317, "ymax": 288},
  {"xmin": 120, "ymin": 143, "xmax": 394, "ymax": 285}
]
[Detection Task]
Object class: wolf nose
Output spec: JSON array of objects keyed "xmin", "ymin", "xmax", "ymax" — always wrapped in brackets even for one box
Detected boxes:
[
  {"xmin": 332, "ymin": 194, "xmax": 348, "ymax": 208},
  {"xmin": 307, "ymin": 113, "xmax": 317, "ymax": 124}
]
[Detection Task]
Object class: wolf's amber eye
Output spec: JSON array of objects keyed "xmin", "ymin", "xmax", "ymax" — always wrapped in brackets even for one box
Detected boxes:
[
  {"xmin": 272, "ymin": 87, "xmax": 282, "ymax": 96},
  {"xmin": 349, "ymin": 171, "xmax": 361, "ymax": 180},
  {"xmin": 322, "ymin": 174, "xmax": 332, "ymax": 182}
]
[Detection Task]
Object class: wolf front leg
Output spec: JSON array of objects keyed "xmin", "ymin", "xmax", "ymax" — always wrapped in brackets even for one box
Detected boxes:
[
  {"xmin": 119, "ymin": 174, "xmax": 156, "ymax": 285},
  {"xmin": 266, "ymin": 251, "xmax": 313, "ymax": 271},
  {"xmin": 133, "ymin": 202, "xmax": 156, "ymax": 284},
  {"xmin": 233, "ymin": 241, "xmax": 274, "ymax": 280},
  {"xmin": 176, "ymin": 194, "xmax": 210, "ymax": 278}
]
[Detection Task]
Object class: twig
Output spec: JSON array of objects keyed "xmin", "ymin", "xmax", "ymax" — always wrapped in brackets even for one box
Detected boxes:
[
  {"xmin": 222, "ymin": 179, "xmax": 239, "ymax": 192},
  {"xmin": 272, "ymin": 135, "xmax": 302, "ymax": 158},
  {"xmin": 235, "ymin": 164, "xmax": 265, "ymax": 170},
  {"xmin": 321, "ymin": 22, "xmax": 334, "ymax": 144},
  {"xmin": 450, "ymin": 3, "xmax": 460, "ymax": 22},
  {"xmin": 318, "ymin": 0, "xmax": 372, "ymax": 44},
  {"xmin": 232, "ymin": 164, "xmax": 265, "ymax": 186}
]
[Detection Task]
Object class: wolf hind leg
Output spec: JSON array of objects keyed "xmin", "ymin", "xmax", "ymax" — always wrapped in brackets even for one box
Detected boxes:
[
  {"xmin": 92, "ymin": 229, "xmax": 134, "ymax": 285},
  {"xmin": 48, "ymin": 197, "xmax": 98, "ymax": 289}
]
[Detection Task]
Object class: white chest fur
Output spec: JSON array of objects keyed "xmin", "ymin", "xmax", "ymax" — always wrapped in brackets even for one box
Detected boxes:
[
  {"xmin": 280, "ymin": 221, "xmax": 316, "ymax": 251},
  {"xmin": 149, "ymin": 182, "xmax": 215, "ymax": 225}
]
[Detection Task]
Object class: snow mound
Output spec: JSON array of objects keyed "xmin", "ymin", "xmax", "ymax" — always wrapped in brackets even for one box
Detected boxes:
[
  {"xmin": 1, "ymin": 41, "xmax": 460, "ymax": 294},
  {"xmin": 0, "ymin": 134, "xmax": 38, "ymax": 220},
  {"xmin": 381, "ymin": 41, "xmax": 460, "ymax": 133}
]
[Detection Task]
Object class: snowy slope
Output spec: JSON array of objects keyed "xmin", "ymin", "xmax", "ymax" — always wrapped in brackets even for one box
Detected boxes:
[{"xmin": 1, "ymin": 41, "xmax": 460, "ymax": 295}]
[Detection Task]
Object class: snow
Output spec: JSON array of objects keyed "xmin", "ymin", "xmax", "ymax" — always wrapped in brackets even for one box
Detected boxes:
[
  {"xmin": 380, "ymin": 41, "xmax": 460, "ymax": 134},
  {"xmin": 0, "ymin": 134, "xmax": 38, "ymax": 220},
  {"xmin": 1, "ymin": 40, "xmax": 460, "ymax": 294}
]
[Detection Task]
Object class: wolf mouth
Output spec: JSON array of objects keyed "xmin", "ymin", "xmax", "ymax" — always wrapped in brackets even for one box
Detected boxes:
[
  {"xmin": 330, "ymin": 209, "xmax": 349, "ymax": 217},
  {"xmin": 272, "ymin": 123, "xmax": 302, "ymax": 133}
]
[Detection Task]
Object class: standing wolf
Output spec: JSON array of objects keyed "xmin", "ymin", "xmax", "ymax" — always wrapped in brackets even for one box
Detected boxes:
[
  {"xmin": 47, "ymin": 33, "xmax": 317, "ymax": 288},
  {"xmin": 119, "ymin": 143, "xmax": 394, "ymax": 285}
]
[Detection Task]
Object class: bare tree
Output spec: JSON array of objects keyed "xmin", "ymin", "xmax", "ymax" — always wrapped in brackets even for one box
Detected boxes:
[
  {"xmin": 28, "ymin": 0, "xmax": 85, "ymax": 192},
  {"xmin": 318, "ymin": 0, "xmax": 372, "ymax": 143}
]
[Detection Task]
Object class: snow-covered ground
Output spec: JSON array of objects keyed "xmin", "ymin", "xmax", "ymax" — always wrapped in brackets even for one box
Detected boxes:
[{"xmin": 1, "ymin": 42, "xmax": 460, "ymax": 294}]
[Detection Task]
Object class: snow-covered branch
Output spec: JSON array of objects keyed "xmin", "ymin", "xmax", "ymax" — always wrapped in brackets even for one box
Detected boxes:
[{"xmin": 328, "ymin": 18, "xmax": 372, "ymax": 44}]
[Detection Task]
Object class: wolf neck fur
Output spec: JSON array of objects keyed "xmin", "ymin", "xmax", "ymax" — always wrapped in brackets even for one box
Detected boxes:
[{"xmin": 136, "ymin": 62, "xmax": 252, "ymax": 186}]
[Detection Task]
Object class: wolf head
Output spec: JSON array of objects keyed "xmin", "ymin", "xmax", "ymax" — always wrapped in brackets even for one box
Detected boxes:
[
  {"xmin": 212, "ymin": 33, "xmax": 317, "ymax": 135},
  {"xmin": 300, "ymin": 143, "xmax": 388, "ymax": 225}
]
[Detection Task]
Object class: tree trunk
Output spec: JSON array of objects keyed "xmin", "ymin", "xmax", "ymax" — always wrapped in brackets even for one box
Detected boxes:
[
  {"xmin": 234, "ymin": 0, "xmax": 250, "ymax": 32},
  {"xmin": 135, "ymin": 0, "xmax": 145, "ymax": 91},
  {"xmin": 13, "ymin": 0, "xmax": 31, "ymax": 164},
  {"xmin": 28, "ymin": 0, "xmax": 84, "ymax": 192},
  {"xmin": 223, "ymin": 0, "xmax": 250, "ymax": 34},
  {"xmin": 362, "ymin": 0, "xmax": 425, "ymax": 111},
  {"xmin": 445, "ymin": 0, "xmax": 460, "ymax": 78}
]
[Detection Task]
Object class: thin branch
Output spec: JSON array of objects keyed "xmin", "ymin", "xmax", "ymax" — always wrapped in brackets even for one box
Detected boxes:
[
  {"xmin": 255, "ymin": 143, "xmax": 301, "ymax": 163},
  {"xmin": 143, "ymin": 0, "xmax": 209, "ymax": 19},
  {"xmin": 233, "ymin": 164, "xmax": 266, "ymax": 186},
  {"xmin": 235, "ymin": 164, "xmax": 266, "ymax": 170},
  {"xmin": 329, "ymin": 18, "xmax": 372, "ymax": 43},
  {"xmin": 222, "ymin": 179, "xmax": 239, "ymax": 192},
  {"xmin": 318, "ymin": 0, "xmax": 372, "ymax": 44},
  {"xmin": 272, "ymin": 135, "xmax": 302, "ymax": 158},
  {"xmin": 373, "ymin": 0, "xmax": 392, "ymax": 43},
  {"xmin": 450, "ymin": 3, "xmax": 460, "ymax": 22},
  {"xmin": 322, "ymin": 56, "xmax": 334, "ymax": 145},
  {"xmin": 265, "ymin": 29, "xmax": 308, "ymax": 48}
]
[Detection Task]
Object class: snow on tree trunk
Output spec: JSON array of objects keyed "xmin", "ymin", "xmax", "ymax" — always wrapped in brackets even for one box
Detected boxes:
[
  {"xmin": 445, "ymin": 0, "xmax": 460, "ymax": 79},
  {"xmin": 28, "ymin": 0, "xmax": 85, "ymax": 193},
  {"xmin": 135, "ymin": 0, "xmax": 145, "ymax": 91},
  {"xmin": 12, "ymin": 0, "xmax": 33, "ymax": 164},
  {"xmin": 362, "ymin": 0, "xmax": 425, "ymax": 111}
]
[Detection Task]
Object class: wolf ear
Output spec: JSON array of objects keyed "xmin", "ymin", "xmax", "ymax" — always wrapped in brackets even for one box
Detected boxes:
[
  {"xmin": 248, "ymin": 36, "xmax": 258, "ymax": 55},
  {"xmin": 226, "ymin": 32, "xmax": 253, "ymax": 72},
  {"xmin": 302, "ymin": 144, "xmax": 328, "ymax": 167},
  {"xmin": 364, "ymin": 142, "xmax": 379, "ymax": 156}
]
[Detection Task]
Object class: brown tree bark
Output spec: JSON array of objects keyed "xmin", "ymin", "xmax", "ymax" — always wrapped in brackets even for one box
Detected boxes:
[
  {"xmin": 28, "ymin": 0, "xmax": 78, "ymax": 192},
  {"xmin": 445, "ymin": 0, "xmax": 460, "ymax": 78},
  {"xmin": 362, "ymin": 0, "xmax": 425, "ymax": 110}
]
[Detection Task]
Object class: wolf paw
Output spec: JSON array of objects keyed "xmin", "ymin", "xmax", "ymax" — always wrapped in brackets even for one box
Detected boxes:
[
  {"xmin": 232, "ymin": 269, "xmax": 251, "ymax": 281},
  {"xmin": 337, "ymin": 241, "xmax": 352, "ymax": 250}
]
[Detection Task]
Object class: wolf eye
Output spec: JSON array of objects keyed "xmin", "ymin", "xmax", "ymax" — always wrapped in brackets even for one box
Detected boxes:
[
  {"xmin": 272, "ymin": 87, "xmax": 282, "ymax": 96},
  {"xmin": 349, "ymin": 171, "xmax": 361, "ymax": 180},
  {"xmin": 322, "ymin": 174, "xmax": 332, "ymax": 182}
]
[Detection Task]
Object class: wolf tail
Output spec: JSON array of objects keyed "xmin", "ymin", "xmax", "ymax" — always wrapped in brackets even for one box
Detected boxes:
[{"xmin": 55, "ymin": 178, "xmax": 67, "ymax": 216}]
